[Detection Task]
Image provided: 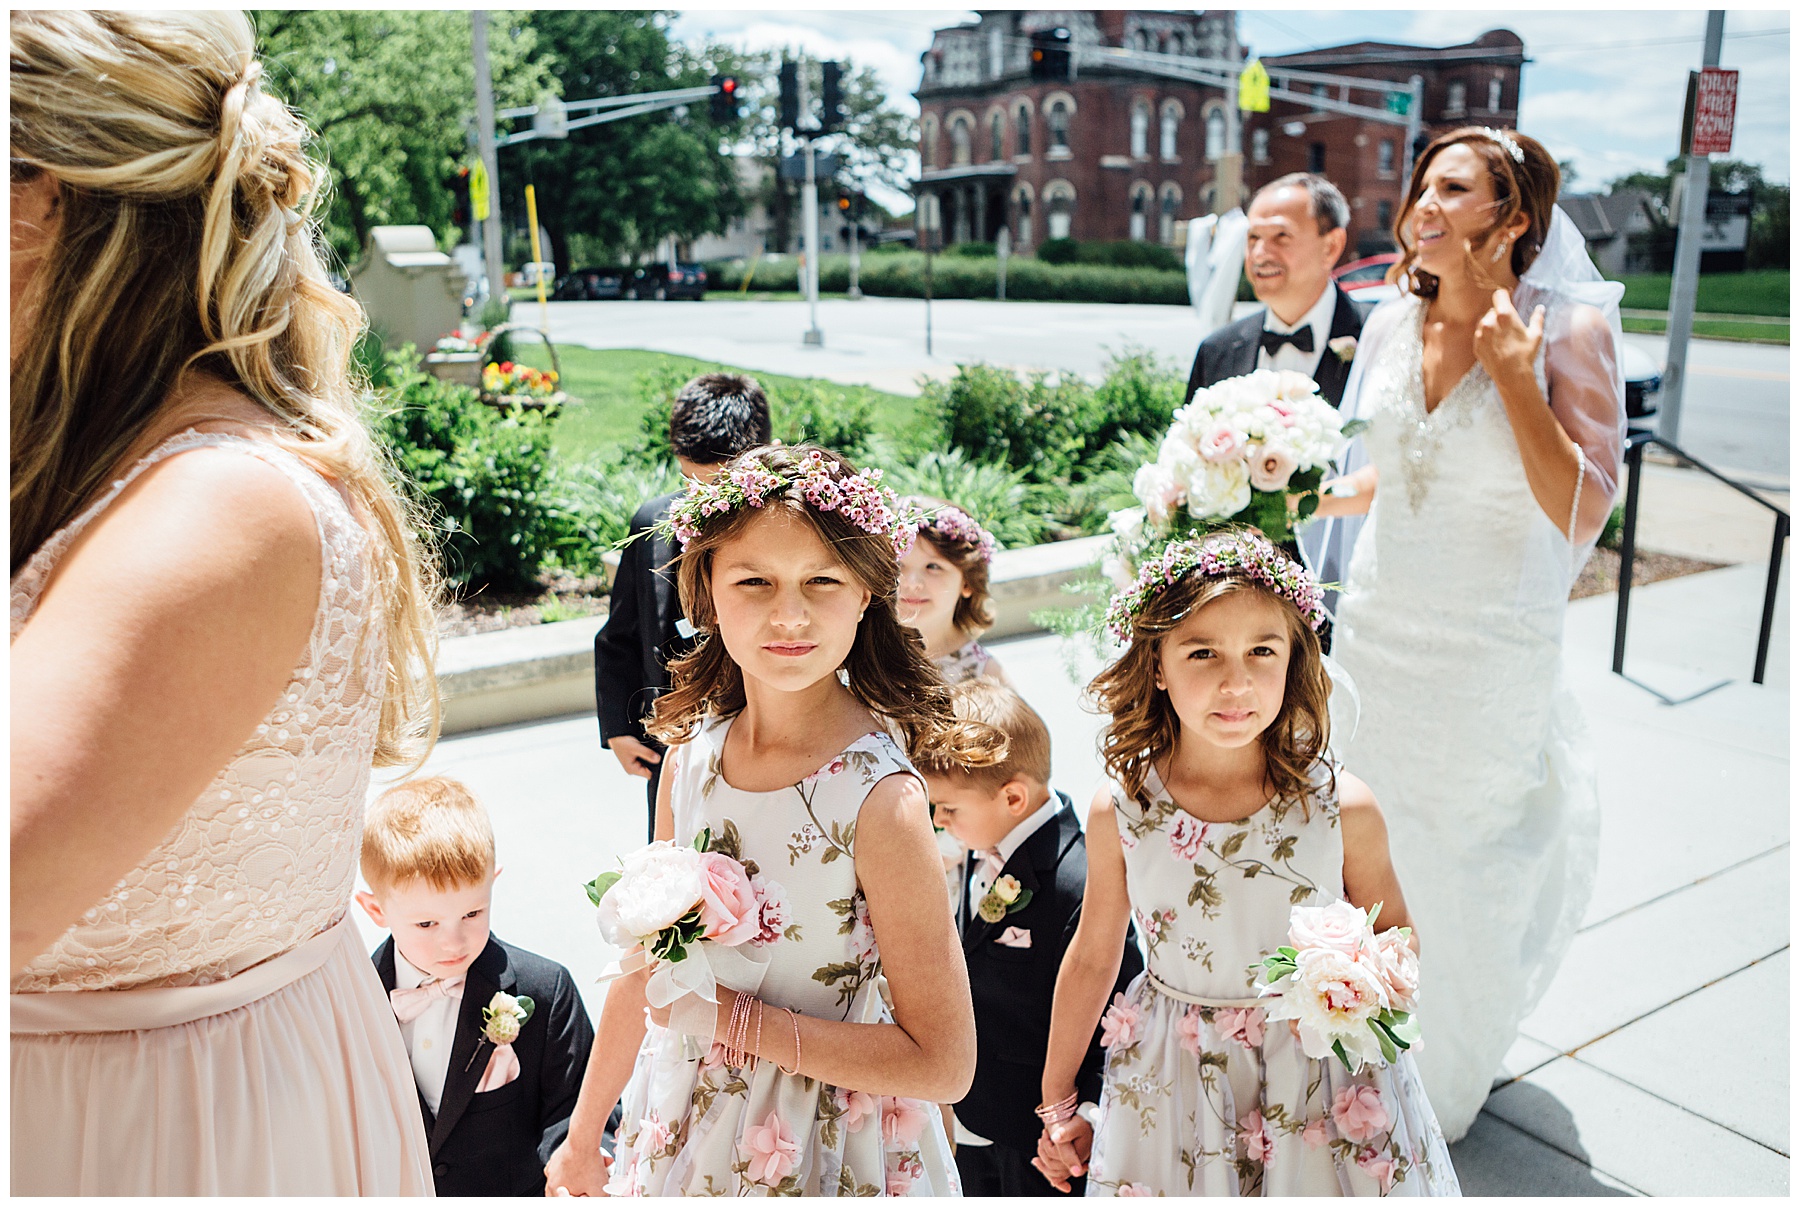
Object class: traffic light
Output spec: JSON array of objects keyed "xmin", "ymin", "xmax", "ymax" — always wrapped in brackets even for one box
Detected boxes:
[
  {"xmin": 821, "ymin": 60, "xmax": 845, "ymax": 132},
  {"xmin": 837, "ymin": 193, "xmax": 851, "ymax": 219},
  {"xmin": 1029, "ymin": 28, "xmax": 1072, "ymax": 82},
  {"xmin": 778, "ymin": 60, "xmax": 800, "ymax": 131},
  {"xmin": 447, "ymin": 166, "xmax": 470, "ymax": 228},
  {"xmin": 710, "ymin": 74, "xmax": 740, "ymax": 123}
]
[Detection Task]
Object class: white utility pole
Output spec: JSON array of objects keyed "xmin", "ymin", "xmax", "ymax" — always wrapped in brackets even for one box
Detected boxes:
[
  {"xmin": 847, "ymin": 213, "xmax": 863, "ymax": 300},
  {"xmin": 1661, "ymin": 10, "xmax": 1727, "ymax": 444},
  {"xmin": 802, "ymin": 136, "xmax": 823, "ymax": 345},
  {"xmin": 471, "ymin": 11, "xmax": 505, "ymax": 310}
]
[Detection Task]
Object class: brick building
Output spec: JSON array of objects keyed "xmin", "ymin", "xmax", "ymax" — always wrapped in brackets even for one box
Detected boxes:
[
  {"xmin": 1246, "ymin": 30, "xmax": 1526, "ymax": 259},
  {"xmin": 914, "ymin": 13, "xmax": 1526, "ymax": 264}
]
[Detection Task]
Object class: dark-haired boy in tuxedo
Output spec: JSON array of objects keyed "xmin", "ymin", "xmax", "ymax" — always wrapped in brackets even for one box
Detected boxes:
[
  {"xmin": 918, "ymin": 681, "xmax": 1143, "ymax": 1196},
  {"xmin": 356, "ymin": 776, "xmax": 595, "ymax": 1197}
]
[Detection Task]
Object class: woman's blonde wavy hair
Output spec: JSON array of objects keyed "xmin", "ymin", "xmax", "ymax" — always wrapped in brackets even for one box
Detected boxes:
[{"xmin": 10, "ymin": 10, "xmax": 440, "ymax": 765}]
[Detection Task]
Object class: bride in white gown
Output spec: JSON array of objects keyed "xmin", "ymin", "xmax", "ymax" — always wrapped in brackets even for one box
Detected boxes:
[{"xmin": 1312, "ymin": 128, "xmax": 1625, "ymax": 1142}]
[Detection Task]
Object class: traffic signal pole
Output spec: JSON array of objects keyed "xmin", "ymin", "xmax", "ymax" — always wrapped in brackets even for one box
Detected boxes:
[
  {"xmin": 802, "ymin": 136, "xmax": 823, "ymax": 346},
  {"xmin": 471, "ymin": 11, "xmax": 505, "ymax": 310}
]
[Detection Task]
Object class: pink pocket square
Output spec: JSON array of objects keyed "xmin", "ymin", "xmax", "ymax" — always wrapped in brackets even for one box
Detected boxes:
[
  {"xmin": 995, "ymin": 926, "xmax": 1033, "ymax": 949},
  {"xmin": 475, "ymin": 1043, "xmax": 520, "ymax": 1093}
]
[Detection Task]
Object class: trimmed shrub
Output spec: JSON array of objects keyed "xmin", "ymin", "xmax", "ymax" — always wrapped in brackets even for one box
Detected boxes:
[
  {"xmin": 1035, "ymin": 238, "xmax": 1080, "ymax": 265},
  {"xmin": 948, "ymin": 241, "xmax": 996, "ymax": 258},
  {"xmin": 870, "ymin": 441, "xmax": 1053, "ymax": 548},
  {"xmin": 369, "ymin": 344, "xmax": 559, "ymax": 593},
  {"xmin": 1035, "ymin": 238, "xmax": 1182, "ymax": 272},
  {"xmin": 708, "ymin": 253, "xmax": 1189, "ymax": 306}
]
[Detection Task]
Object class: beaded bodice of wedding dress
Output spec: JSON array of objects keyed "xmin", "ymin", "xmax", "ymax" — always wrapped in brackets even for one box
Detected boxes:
[
  {"xmin": 1330, "ymin": 294, "xmax": 1600, "ymax": 1141},
  {"xmin": 11, "ymin": 431, "xmax": 385, "ymax": 993}
]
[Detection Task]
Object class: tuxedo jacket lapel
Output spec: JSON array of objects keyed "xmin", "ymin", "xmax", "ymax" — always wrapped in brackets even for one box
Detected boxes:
[
  {"xmin": 1312, "ymin": 286, "xmax": 1366, "ymax": 408},
  {"xmin": 963, "ymin": 802, "xmax": 1072, "ymax": 953},
  {"xmin": 1221, "ymin": 313, "xmax": 1261, "ymax": 382},
  {"xmin": 429, "ymin": 939, "xmax": 515, "ymax": 1156}
]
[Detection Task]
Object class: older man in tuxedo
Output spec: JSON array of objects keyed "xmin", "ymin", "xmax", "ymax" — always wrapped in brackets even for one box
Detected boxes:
[{"xmin": 1184, "ymin": 173, "xmax": 1372, "ymax": 409}]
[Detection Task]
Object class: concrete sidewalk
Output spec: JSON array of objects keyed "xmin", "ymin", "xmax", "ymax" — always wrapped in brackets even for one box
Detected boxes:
[{"xmin": 364, "ymin": 559, "xmax": 1788, "ymax": 1195}]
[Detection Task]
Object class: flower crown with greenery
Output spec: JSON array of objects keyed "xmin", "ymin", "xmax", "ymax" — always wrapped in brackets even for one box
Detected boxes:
[
  {"xmin": 658, "ymin": 449, "xmax": 924, "ymax": 556},
  {"xmin": 913, "ymin": 506, "xmax": 999, "ymax": 563},
  {"xmin": 1104, "ymin": 529, "xmax": 1328, "ymax": 644}
]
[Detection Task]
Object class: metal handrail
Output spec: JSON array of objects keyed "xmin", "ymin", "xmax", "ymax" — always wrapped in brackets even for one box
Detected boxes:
[{"xmin": 1612, "ymin": 430, "xmax": 1789, "ymax": 693}]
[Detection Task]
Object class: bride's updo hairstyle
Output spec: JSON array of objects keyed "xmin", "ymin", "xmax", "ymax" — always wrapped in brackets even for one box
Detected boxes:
[
  {"xmin": 647, "ymin": 444, "xmax": 1006, "ymax": 771},
  {"xmin": 10, "ymin": 11, "xmax": 440, "ymax": 765},
  {"xmin": 1089, "ymin": 537, "xmax": 1333, "ymax": 813},
  {"xmin": 1390, "ymin": 126, "xmax": 1561, "ymax": 299}
]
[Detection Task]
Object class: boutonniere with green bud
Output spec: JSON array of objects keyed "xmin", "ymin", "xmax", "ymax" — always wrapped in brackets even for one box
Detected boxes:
[
  {"xmin": 1328, "ymin": 335, "xmax": 1358, "ymax": 363},
  {"xmin": 482, "ymin": 990, "xmax": 534, "ymax": 1047},
  {"xmin": 977, "ymin": 874, "xmax": 1033, "ymax": 924}
]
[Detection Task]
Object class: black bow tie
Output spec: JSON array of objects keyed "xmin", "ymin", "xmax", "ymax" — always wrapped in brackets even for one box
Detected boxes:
[{"xmin": 1260, "ymin": 326, "xmax": 1315, "ymax": 356}]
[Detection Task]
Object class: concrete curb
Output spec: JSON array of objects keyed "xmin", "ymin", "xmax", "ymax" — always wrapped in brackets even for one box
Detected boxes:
[{"xmin": 436, "ymin": 533, "xmax": 1110, "ymax": 736}]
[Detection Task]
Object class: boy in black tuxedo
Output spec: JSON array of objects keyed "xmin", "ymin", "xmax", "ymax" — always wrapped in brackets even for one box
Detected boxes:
[
  {"xmin": 595, "ymin": 373, "xmax": 772, "ymax": 841},
  {"xmin": 918, "ymin": 682, "xmax": 1143, "ymax": 1196},
  {"xmin": 356, "ymin": 776, "xmax": 595, "ymax": 1197}
]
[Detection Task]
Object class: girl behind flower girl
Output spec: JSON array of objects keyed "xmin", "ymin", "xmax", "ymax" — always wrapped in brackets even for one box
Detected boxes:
[
  {"xmin": 1034, "ymin": 531, "xmax": 1460, "ymax": 1197},
  {"xmin": 545, "ymin": 445, "xmax": 1004, "ymax": 1197},
  {"xmin": 896, "ymin": 496, "xmax": 1009, "ymax": 686}
]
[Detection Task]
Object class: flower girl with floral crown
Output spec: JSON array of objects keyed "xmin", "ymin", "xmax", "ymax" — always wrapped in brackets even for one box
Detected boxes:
[
  {"xmin": 544, "ymin": 444, "xmax": 1004, "ymax": 1197},
  {"xmin": 1033, "ymin": 531, "xmax": 1460, "ymax": 1197}
]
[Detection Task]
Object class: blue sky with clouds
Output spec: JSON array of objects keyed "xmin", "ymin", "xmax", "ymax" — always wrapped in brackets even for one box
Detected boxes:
[{"xmin": 670, "ymin": 8, "xmax": 1789, "ymax": 206}]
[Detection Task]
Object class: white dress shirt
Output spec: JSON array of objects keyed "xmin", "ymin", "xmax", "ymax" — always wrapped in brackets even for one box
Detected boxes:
[
  {"xmin": 1257, "ymin": 283, "xmax": 1339, "ymax": 381},
  {"xmin": 394, "ymin": 950, "xmax": 460, "ymax": 1116}
]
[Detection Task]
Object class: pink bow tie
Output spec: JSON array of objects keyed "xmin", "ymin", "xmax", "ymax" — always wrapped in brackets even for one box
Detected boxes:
[
  {"xmin": 977, "ymin": 849, "xmax": 1005, "ymax": 880},
  {"xmin": 390, "ymin": 976, "xmax": 464, "ymax": 1023}
]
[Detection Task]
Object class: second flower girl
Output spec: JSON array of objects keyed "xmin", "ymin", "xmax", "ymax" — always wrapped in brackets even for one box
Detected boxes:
[{"xmin": 546, "ymin": 445, "xmax": 1003, "ymax": 1196}]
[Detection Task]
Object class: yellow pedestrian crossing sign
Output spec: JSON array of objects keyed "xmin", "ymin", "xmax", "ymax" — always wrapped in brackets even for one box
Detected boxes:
[
  {"xmin": 469, "ymin": 160, "xmax": 491, "ymax": 223},
  {"xmin": 1239, "ymin": 59, "xmax": 1271, "ymax": 113}
]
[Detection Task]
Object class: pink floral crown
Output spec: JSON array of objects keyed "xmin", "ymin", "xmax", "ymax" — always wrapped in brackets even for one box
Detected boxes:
[
  {"xmin": 1104, "ymin": 530, "xmax": 1327, "ymax": 644},
  {"xmin": 913, "ymin": 506, "xmax": 999, "ymax": 562},
  {"xmin": 662, "ymin": 449, "xmax": 922, "ymax": 556}
]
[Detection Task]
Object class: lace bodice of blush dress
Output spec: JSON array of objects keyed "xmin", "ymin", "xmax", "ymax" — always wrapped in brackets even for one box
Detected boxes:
[{"xmin": 11, "ymin": 431, "xmax": 385, "ymax": 993}]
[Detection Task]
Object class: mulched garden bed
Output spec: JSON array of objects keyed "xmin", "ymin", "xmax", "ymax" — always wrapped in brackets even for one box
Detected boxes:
[
  {"xmin": 435, "ymin": 569, "xmax": 610, "ymax": 638},
  {"xmin": 1571, "ymin": 545, "xmax": 1726, "ymax": 601},
  {"xmin": 432, "ymin": 548, "xmax": 1727, "ymax": 638}
]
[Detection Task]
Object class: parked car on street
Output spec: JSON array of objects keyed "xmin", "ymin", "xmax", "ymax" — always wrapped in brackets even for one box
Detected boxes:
[
  {"xmin": 1332, "ymin": 253, "xmax": 1400, "ymax": 292},
  {"xmin": 627, "ymin": 263, "xmax": 707, "ymax": 301},
  {"xmin": 552, "ymin": 266, "xmax": 629, "ymax": 301}
]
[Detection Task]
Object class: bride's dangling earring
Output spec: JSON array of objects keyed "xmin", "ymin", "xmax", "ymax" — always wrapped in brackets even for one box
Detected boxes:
[{"xmin": 1491, "ymin": 238, "xmax": 1511, "ymax": 264}]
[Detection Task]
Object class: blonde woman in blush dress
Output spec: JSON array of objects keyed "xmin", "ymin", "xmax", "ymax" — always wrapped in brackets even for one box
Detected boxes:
[
  {"xmin": 11, "ymin": 11, "xmax": 440, "ymax": 1194},
  {"xmin": 1314, "ymin": 128, "xmax": 1626, "ymax": 1141}
]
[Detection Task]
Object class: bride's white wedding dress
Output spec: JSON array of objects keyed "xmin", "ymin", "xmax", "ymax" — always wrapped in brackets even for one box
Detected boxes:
[{"xmin": 1328, "ymin": 274, "xmax": 1623, "ymax": 1142}]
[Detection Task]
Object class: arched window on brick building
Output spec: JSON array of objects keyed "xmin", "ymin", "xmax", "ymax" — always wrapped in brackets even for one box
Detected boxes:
[
  {"xmin": 951, "ymin": 116, "xmax": 972, "ymax": 166},
  {"xmin": 1048, "ymin": 100, "xmax": 1071, "ymax": 152},
  {"xmin": 990, "ymin": 111, "xmax": 1005, "ymax": 161},
  {"xmin": 1130, "ymin": 100, "xmax": 1150, "ymax": 159},
  {"xmin": 1159, "ymin": 183, "xmax": 1182, "ymax": 244},
  {"xmin": 1160, "ymin": 101, "xmax": 1182, "ymax": 160},
  {"xmin": 1205, "ymin": 106, "xmax": 1226, "ymax": 162},
  {"xmin": 1016, "ymin": 103, "xmax": 1032, "ymax": 156},
  {"xmin": 1045, "ymin": 181, "xmax": 1075, "ymax": 240},
  {"xmin": 1129, "ymin": 182, "xmax": 1152, "ymax": 241}
]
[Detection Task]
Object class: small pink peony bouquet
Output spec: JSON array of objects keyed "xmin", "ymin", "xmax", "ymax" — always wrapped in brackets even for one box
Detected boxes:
[
  {"xmin": 1254, "ymin": 899, "xmax": 1420, "ymax": 1073},
  {"xmin": 586, "ymin": 827, "xmax": 780, "ymax": 1017}
]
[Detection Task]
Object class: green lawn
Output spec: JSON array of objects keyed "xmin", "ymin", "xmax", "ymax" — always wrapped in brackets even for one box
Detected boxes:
[
  {"xmin": 1615, "ymin": 270, "xmax": 1789, "ymax": 317},
  {"xmin": 1621, "ymin": 317, "xmax": 1789, "ymax": 344},
  {"xmin": 503, "ymin": 344, "xmax": 924, "ymax": 461}
]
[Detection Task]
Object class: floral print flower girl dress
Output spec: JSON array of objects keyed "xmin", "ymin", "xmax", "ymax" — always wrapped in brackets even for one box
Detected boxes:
[
  {"xmin": 606, "ymin": 715, "xmax": 958, "ymax": 1197},
  {"xmin": 1086, "ymin": 761, "xmax": 1460, "ymax": 1197}
]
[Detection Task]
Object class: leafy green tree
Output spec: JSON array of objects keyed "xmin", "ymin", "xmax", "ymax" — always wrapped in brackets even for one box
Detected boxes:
[
  {"xmin": 505, "ymin": 11, "xmax": 745, "ymax": 270},
  {"xmin": 253, "ymin": 10, "xmax": 549, "ymax": 266},
  {"xmin": 1606, "ymin": 157, "xmax": 1787, "ymax": 272}
]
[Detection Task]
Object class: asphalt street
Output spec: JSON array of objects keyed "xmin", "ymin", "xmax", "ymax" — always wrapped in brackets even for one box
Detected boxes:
[{"xmin": 539, "ymin": 296, "xmax": 1790, "ymax": 486}]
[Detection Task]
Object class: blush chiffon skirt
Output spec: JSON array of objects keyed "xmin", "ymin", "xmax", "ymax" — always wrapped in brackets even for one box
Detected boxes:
[{"xmin": 11, "ymin": 914, "xmax": 433, "ymax": 1195}]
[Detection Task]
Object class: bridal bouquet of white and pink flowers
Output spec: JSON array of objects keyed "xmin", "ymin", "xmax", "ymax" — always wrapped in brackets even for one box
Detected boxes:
[
  {"xmin": 1254, "ymin": 899, "xmax": 1420, "ymax": 1074},
  {"xmin": 1109, "ymin": 369, "xmax": 1363, "ymax": 565},
  {"xmin": 586, "ymin": 827, "xmax": 784, "ymax": 1012}
]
